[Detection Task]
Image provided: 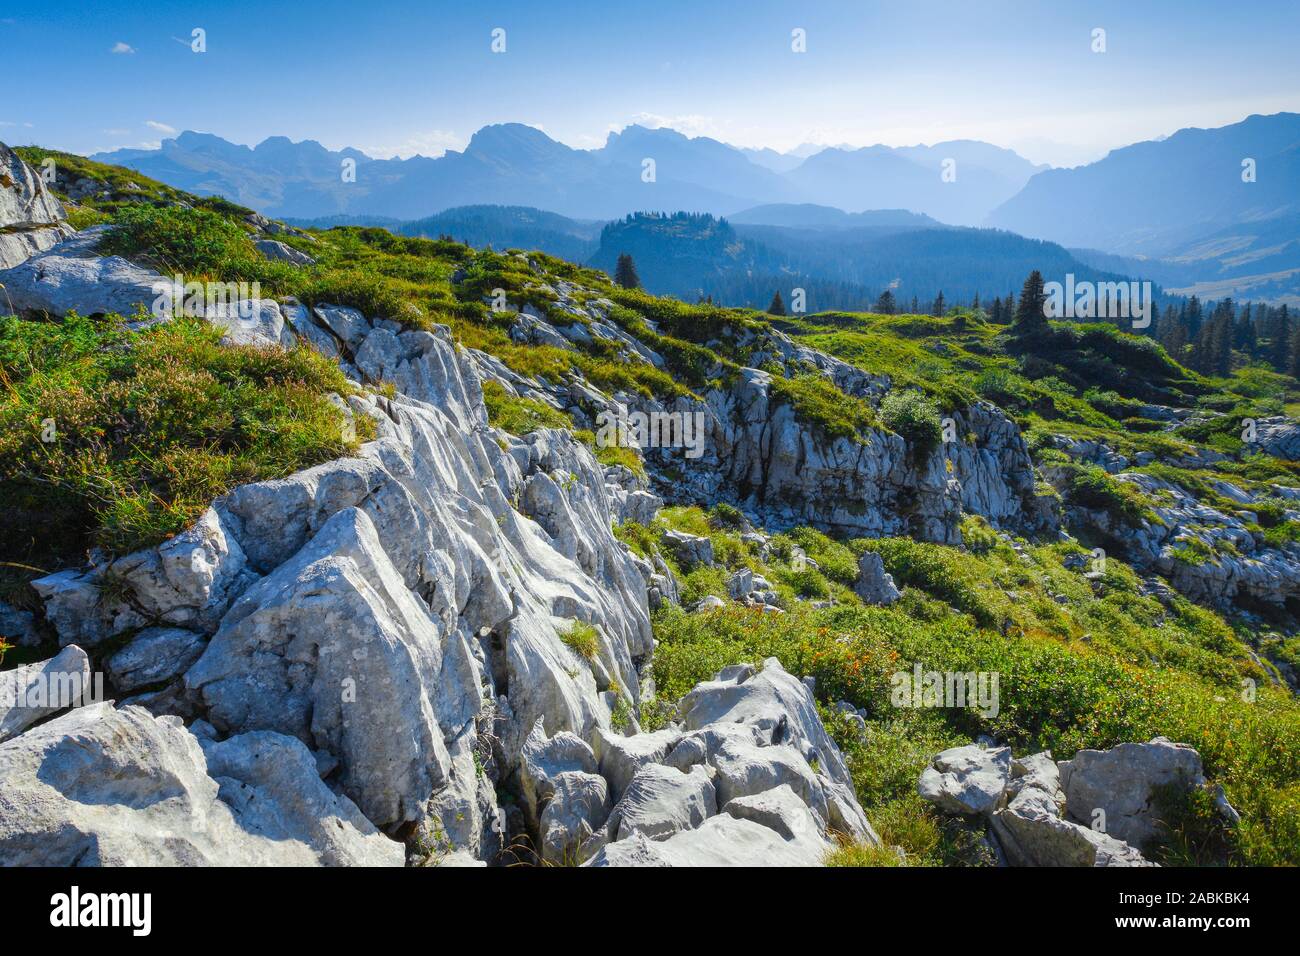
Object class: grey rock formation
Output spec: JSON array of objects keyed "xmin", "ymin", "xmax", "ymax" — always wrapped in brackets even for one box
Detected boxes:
[
  {"xmin": 606, "ymin": 763, "xmax": 717, "ymax": 842},
  {"xmin": 0, "ymin": 229, "xmax": 165, "ymax": 319},
  {"xmin": 1254, "ymin": 416, "xmax": 1300, "ymax": 461},
  {"xmin": 662, "ymin": 530, "xmax": 714, "ymax": 568},
  {"xmin": 0, "ymin": 703, "xmax": 402, "ymax": 866},
  {"xmin": 992, "ymin": 786, "xmax": 1154, "ymax": 867},
  {"xmin": 0, "ymin": 645, "xmax": 92, "ymax": 742},
  {"xmin": 255, "ymin": 238, "xmax": 316, "ymax": 266},
  {"xmin": 587, "ymin": 813, "xmax": 827, "ymax": 867},
  {"xmin": 539, "ymin": 770, "xmax": 610, "ymax": 865},
  {"xmin": 918, "ymin": 744, "xmax": 1012, "ymax": 816},
  {"xmin": 853, "ymin": 551, "xmax": 902, "ymax": 605},
  {"xmin": 0, "ymin": 142, "xmax": 74, "ymax": 269},
  {"xmin": 1058, "ymin": 736, "xmax": 1208, "ymax": 847},
  {"xmin": 519, "ymin": 716, "xmax": 599, "ymax": 831},
  {"xmin": 106, "ymin": 627, "xmax": 206, "ymax": 693},
  {"xmin": 592, "ymin": 725, "xmax": 682, "ymax": 800},
  {"xmin": 679, "ymin": 658, "xmax": 876, "ymax": 842}
]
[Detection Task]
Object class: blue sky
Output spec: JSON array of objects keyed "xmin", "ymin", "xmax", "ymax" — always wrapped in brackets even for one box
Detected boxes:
[{"xmin": 4, "ymin": 0, "xmax": 1299, "ymax": 166}]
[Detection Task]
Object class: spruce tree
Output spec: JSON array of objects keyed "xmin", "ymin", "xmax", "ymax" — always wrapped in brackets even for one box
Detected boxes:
[
  {"xmin": 1288, "ymin": 318, "xmax": 1300, "ymax": 378},
  {"xmin": 613, "ymin": 253, "xmax": 641, "ymax": 289},
  {"xmin": 768, "ymin": 290, "xmax": 786, "ymax": 316},
  {"xmin": 1011, "ymin": 270, "xmax": 1049, "ymax": 343},
  {"xmin": 1273, "ymin": 305, "xmax": 1292, "ymax": 371},
  {"xmin": 931, "ymin": 291, "xmax": 946, "ymax": 316},
  {"xmin": 874, "ymin": 290, "xmax": 896, "ymax": 315}
]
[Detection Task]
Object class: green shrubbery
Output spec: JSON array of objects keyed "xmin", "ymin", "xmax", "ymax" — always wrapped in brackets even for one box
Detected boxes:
[
  {"xmin": 769, "ymin": 373, "xmax": 878, "ymax": 443},
  {"xmin": 649, "ymin": 582, "xmax": 1300, "ymax": 864},
  {"xmin": 482, "ymin": 380, "xmax": 571, "ymax": 434},
  {"xmin": 559, "ymin": 620, "xmax": 600, "ymax": 660},
  {"xmin": 880, "ymin": 389, "xmax": 943, "ymax": 459},
  {"xmin": 99, "ymin": 204, "xmax": 260, "ymax": 277},
  {"xmin": 1057, "ymin": 461, "xmax": 1156, "ymax": 526},
  {"xmin": 0, "ymin": 313, "xmax": 367, "ymax": 565}
]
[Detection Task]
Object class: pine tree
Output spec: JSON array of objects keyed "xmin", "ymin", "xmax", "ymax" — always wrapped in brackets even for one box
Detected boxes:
[
  {"xmin": 874, "ymin": 290, "xmax": 896, "ymax": 315},
  {"xmin": 1273, "ymin": 305, "xmax": 1292, "ymax": 371},
  {"xmin": 767, "ymin": 290, "xmax": 786, "ymax": 316},
  {"xmin": 1236, "ymin": 303, "xmax": 1257, "ymax": 356},
  {"xmin": 1010, "ymin": 270, "xmax": 1049, "ymax": 343},
  {"xmin": 931, "ymin": 291, "xmax": 946, "ymax": 316},
  {"xmin": 613, "ymin": 253, "xmax": 641, "ymax": 289},
  {"xmin": 1288, "ymin": 319, "xmax": 1300, "ymax": 378},
  {"xmin": 1185, "ymin": 295, "xmax": 1203, "ymax": 340}
]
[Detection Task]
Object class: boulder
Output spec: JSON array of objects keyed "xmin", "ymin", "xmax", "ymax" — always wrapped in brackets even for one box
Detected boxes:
[
  {"xmin": 662, "ymin": 530, "xmax": 714, "ymax": 569},
  {"xmin": 1254, "ymin": 416, "xmax": 1300, "ymax": 462},
  {"xmin": 607, "ymin": 763, "xmax": 717, "ymax": 842},
  {"xmin": 1058, "ymin": 736, "xmax": 1206, "ymax": 847},
  {"xmin": 991, "ymin": 786, "xmax": 1154, "ymax": 867},
  {"xmin": 313, "ymin": 304, "xmax": 370, "ymax": 352},
  {"xmin": 853, "ymin": 551, "xmax": 901, "ymax": 605},
  {"xmin": 0, "ymin": 141, "xmax": 74, "ymax": 269},
  {"xmin": 1008, "ymin": 750, "xmax": 1064, "ymax": 807},
  {"xmin": 518, "ymin": 716, "xmax": 598, "ymax": 830},
  {"xmin": 708, "ymin": 734, "xmax": 829, "ymax": 826},
  {"xmin": 587, "ymin": 813, "xmax": 827, "ymax": 867},
  {"xmin": 106, "ymin": 627, "xmax": 207, "ymax": 693},
  {"xmin": 0, "ymin": 703, "xmax": 402, "ymax": 866},
  {"xmin": 0, "ymin": 645, "xmax": 92, "ymax": 742},
  {"xmin": 723, "ymin": 783, "xmax": 830, "ymax": 846},
  {"xmin": 591, "ymin": 725, "xmax": 682, "ymax": 800},
  {"xmin": 539, "ymin": 770, "xmax": 610, "ymax": 865},
  {"xmin": 255, "ymin": 238, "xmax": 316, "ymax": 266},
  {"xmin": 918, "ymin": 744, "xmax": 1012, "ymax": 816},
  {"xmin": 0, "ymin": 229, "xmax": 164, "ymax": 319}
]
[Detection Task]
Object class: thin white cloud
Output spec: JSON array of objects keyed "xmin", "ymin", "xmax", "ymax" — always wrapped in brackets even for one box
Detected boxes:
[
  {"xmin": 145, "ymin": 120, "xmax": 177, "ymax": 135},
  {"xmin": 628, "ymin": 113, "xmax": 718, "ymax": 138},
  {"xmin": 102, "ymin": 128, "xmax": 131, "ymax": 136},
  {"xmin": 353, "ymin": 129, "xmax": 463, "ymax": 160},
  {"xmin": 111, "ymin": 41, "xmax": 135, "ymax": 54}
]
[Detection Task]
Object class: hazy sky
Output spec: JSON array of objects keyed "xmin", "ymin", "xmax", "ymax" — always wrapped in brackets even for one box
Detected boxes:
[{"xmin": 5, "ymin": 0, "xmax": 1299, "ymax": 167}]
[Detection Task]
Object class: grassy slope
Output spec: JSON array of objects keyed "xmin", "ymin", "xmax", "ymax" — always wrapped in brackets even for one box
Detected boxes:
[{"xmin": 3, "ymin": 151, "xmax": 1299, "ymax": 864}]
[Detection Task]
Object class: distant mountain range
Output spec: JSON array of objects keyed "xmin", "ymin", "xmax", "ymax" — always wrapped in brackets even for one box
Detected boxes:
[
  {"xmin": 91, "ymin": 112, "xmax": 1300, "ymax": 304},
  {"xmin": 93, "ymin": 124, "xmax": 1044, "ymax": 226},
  {"xmin": 989, "ymin": 112, "xmax": 1300, "ymax": 305}
]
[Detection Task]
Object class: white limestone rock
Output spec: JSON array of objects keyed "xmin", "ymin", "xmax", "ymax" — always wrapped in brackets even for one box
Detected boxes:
[
  {"xmin": 918, "ymin": 744, "xmax": 1013, "ymax": 816},
  {"xmin": 0, "ymin": 704, "xmax": 402, "ymax": 866},
  {"xmin": 0, "ymin": 645, "xmax": 92, "ymax": 742},
  {"xmin": 1058, "ymin": 736, "xmax": 1207, "ymax": 847},
  {"xmin": 607, "ymin": 763, "xmax": 717, "ymax": 842}
]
